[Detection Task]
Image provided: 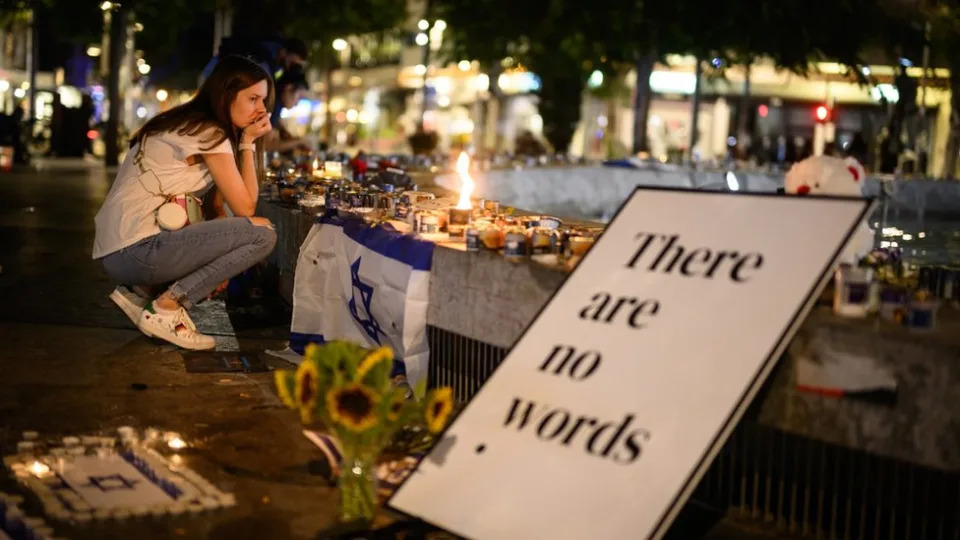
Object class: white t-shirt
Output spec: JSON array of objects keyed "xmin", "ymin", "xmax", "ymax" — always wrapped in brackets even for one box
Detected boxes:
[{"xmin": 92, "ymin": 128, "xmax": 233, "ymax": 259}]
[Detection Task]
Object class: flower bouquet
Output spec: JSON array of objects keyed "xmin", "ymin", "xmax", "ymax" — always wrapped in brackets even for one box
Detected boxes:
[
  {"xmin": 274, "ymin": 341, "xmax": 454, "ymax": 525},
  {"xmin": 859, "ymin": 247, "xmax": 918, "ymax": 319}
]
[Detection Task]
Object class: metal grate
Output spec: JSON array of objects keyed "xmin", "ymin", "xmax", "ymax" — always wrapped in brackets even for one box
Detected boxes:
[
  {"xmin": 427, "ymin": 325, "xmax": 507, "ymax": 403},
  {"xmin": 694, "ymin": 422, "xmax": 960, "ymax": 540},
  {"xmin": 425, "ymin": 324, "xmax": 960, "ymax": 538}
]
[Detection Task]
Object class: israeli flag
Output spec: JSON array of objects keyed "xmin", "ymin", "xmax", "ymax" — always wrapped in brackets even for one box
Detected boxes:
[{"xmin": 290, "ymin": 211, "xmax": 434, "ymax": 389}]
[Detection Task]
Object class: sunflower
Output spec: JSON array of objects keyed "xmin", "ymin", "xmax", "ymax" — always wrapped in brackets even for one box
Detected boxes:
[
  {"xmin": 424, "ymin": 387, "xmax": 454, "ymax": 433},
  {"xmin": 326, "ymin": 383, "xmax": 380, "ymax": 433},
  {"xmin": 274, "ymin": 370, "xmax": 297, "ymax": 409},
  {"xmin": 295, "ymin": 361, "xmax": 320, "ymax": 423},
  {"xmin": 386, "ymin": 392, "xmax": 406, "ymax": 422},
  {"xmin": 355, "ymin": 346, "xmax": 394, "ymax": 381}
]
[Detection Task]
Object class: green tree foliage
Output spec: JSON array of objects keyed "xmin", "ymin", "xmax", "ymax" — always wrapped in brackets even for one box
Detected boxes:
[
  {"xmin": 434, "ymin": 0, "xmax": 915, "ymax": 154},
  {"xmin": 231, "ymin": 0, "xmax": 406, "ymax": 68}
]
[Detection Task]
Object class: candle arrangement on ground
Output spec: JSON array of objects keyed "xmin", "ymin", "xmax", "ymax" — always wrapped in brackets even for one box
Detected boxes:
[
  {"xmin": 273, "ymin": 341, "xmax": 454, "ymax": 526},
  {"xmin": 2, "ymin": 428, "xmax": 235, "ymax": 525},
  {"xmin": 262, "ymin": 150, "xmax": 603, "ymax": 269},
  {"xmin": 0, "ymin": 491, "xmax": 58, "ymax": 539}
]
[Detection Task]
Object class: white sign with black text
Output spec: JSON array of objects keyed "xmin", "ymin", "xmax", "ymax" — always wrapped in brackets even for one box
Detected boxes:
[{"xmin": 388, "ymin": 188, "xmax": 872, "ymax": 539}]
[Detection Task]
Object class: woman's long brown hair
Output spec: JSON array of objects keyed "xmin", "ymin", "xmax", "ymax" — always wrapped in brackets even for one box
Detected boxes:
[{"xmin": 130, "ymin": 55, "xmax": 275, "ymax": 181}]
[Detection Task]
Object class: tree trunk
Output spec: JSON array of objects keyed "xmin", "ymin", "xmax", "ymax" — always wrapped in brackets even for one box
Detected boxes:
[
  {"xmin": 487, "ymin": 64, "xmax": 505, "ymax": 153},
  {"xmin": 632, "ymin": 53, "xmax": 655, "ymax": 154},
  {"xmin": 473, "ymin": 95, "xmax": 486, "ymax": 155},
  {"xmin": 323, "ymin": 66, "xmax": 334, "ymax": 145},
  {"xmin": 944, "ymin": 68, "xmax": 960, "ymax": 178},
  {"xmin": 104, "ymin": 4, "xmax": 128, "ymax": 167},
  {"xmin": 27, "ymin": 6, "xmax": 37, "ymax": 132},
  {"xmin": 213, "ymin": 1, "xmax": 233, "ymax": 57},
  {"xmin": 536, "ymin": 61, "xmax": 583, "ymax": 155},
  {"xmin": 737, "ymin": 63, "xmax": 751, "ymax": 158},
  {"xmin": 417, "ymin": 36, "xmax": 431, "ymax": 131},
  {"xmin": 688, "ymin": 58, "xmax": 703, "ymax": 164},
  {"xmin": 606, "ymin": 92, "xmax": 619, "ymax": 158}
]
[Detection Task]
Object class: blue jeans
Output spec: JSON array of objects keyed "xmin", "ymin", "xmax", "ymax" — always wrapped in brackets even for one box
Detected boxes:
[{"xmin": 101, "ymin": 217, "xmax": 277, "ymax": 308}]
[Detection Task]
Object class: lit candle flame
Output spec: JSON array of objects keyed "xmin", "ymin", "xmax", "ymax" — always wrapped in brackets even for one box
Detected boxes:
[
  {"xmin": 312, "ymin": 158, "xmax": 319, "ymax": 170},
  {"xmin": 168, "ymin": 437, "xmax": 187, "ymax": 450},
  {"xmin": 29, "ymin": 460, "xmax": 50, "ymax": 476},
  {"xmin": 455, "ymin": 152, "xmax": 474, "ymax": 210}
]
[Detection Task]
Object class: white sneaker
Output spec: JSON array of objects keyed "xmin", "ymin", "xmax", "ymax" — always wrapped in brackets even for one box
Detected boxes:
[
  {"xmin": 111, "ymin": 286, "xmax": 199, "ymax": 332},
  {"xmin": 109, "ymin": 285, "xmax": 149, "ymax": 326},
  {"xmin": 138, "ymin": 302, "xmax": 216, "ymax": 351}
]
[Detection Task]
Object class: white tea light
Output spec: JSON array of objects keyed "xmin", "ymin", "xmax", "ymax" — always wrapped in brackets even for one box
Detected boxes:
[
  {"xmin": 167, "ymin": 437, "xmax": 187, "ymax": 450},
  {"xmin": 29, "ymin": 461, "xmax": 50, "ymax": 476}
]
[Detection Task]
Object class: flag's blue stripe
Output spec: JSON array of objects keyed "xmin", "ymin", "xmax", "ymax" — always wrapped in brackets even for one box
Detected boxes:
[
  {"xmin": 318, "ymin": 210, "xmax": 434, "ymax": 271},
  {"xmin": 290, "ymin": 332, "xmax": 326, "ymax": 355}
]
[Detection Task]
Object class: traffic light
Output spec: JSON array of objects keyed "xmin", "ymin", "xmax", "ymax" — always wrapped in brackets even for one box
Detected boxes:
[{"xmin": 815, "ymin": 105, "xmax": 831, "ymax": 123}]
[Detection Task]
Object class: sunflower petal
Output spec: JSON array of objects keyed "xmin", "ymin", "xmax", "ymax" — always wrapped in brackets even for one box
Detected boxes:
[
  {"xmin": 274, "ymin": 370, "xmax": 297, "ymax": 409},
  {"xmin": 294, "ymin": 361, "xmax": 321, "ymax": 422},
  {"xmin": 355, "ymin": 346, "xmax": 394, "ymax": 386},
  {"xmin": 425, "ymin": 387, "xmax": 454, "ymax": 433}
]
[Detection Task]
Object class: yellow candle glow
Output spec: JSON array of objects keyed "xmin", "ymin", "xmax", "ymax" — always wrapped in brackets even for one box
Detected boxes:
[
  {"xmin": 455, "ymin": 152, "xmax": 475, "ymax": 210},
  {"xmin": 29, "ymin": 460, "xmax": 50, "ymax": 476},
  {"xmin": 167, "ymin": 437, "xmax": 187, "ymax": 450}
]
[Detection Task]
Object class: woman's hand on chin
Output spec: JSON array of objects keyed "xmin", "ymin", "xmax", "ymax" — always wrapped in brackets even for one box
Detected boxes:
[{"xmin": 241, "ymin": 113, "xmax": 272, "ymax": 144}]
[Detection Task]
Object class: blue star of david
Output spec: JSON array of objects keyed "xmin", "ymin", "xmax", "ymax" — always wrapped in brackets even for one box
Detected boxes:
[
  {"xmin": 348, "ymin": 257, "xmax": 383, "ymax": 344},
  {"xmin": 82, "ymin": 474, "xmax": 140, "ymax": 492}
]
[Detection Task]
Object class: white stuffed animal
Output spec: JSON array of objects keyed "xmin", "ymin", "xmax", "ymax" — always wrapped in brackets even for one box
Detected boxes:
[{"xmin": 784, "ymin": 155, "xmax": 874, "ymax": 264}]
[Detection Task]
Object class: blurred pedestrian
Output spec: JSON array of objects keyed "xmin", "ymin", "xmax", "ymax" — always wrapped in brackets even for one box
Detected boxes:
[
  {"xmin": 201, "ymin": 36, "xmax": 307, "ymax": 86},
  {"xmin": 264, "ymin": 65, "xmax": 313, "ymax": 153}
]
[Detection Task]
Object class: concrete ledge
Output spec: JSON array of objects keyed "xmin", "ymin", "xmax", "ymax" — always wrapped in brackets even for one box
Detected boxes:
[{"xmin": 427, "ymin": 244, "xmax": 566, "ymax": 349}]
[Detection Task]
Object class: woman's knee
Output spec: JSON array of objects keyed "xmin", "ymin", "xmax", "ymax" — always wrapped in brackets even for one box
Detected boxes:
[
  {"xmin": 247, "ymin": 216, "xmax": 274, "ymax": 229},
  {"xmin": 253, "ymin": 222, "xmax": 277, "ymax": 254}
]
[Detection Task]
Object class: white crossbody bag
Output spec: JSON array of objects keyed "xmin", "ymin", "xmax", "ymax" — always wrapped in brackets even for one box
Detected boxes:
[{"xmin": 134, "ymin": 138, "xmax": 203, "ymax": 230}]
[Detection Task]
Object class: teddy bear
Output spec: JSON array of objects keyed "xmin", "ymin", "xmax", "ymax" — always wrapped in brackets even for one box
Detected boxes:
[{"xmin": 784, "ymin": 155, "xmax": 874, "ymax": 264}]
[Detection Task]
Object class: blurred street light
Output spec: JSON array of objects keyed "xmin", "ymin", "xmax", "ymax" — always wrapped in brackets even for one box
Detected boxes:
[
  {"xmin": 587, "ymin": 70, "xmax": 604, "ymax": 89},
  {"xmin": 434, "ymin": 19, "xmax": 447, "ymax": 31},
  {"xmin": 458, "ymin": 60, "xmax": 471, "ymax": 71},
  {"xmin": 414, "ymin": 64, "xmax": 427, "ymax": 76},
  {"xmin": 133, "ymin": 22, "xmax": 143, "ymax": 32},
  {"xmin": 87, "ymin": 46, "xmax": 102, "ymax": 57},
  {"xmin": 497, "ymin": 73, "xmax": 511, "ymax": 92},
  {"xmin": 415, "ymin": 32, "xmax": 428, "ymax": 46},
  {"xmin": 100, "ymin": 1, "xmax": 114, "ymax": 10},
  {"xmin": 156, "ymin": 89, "xmax": 168, "ymax": 101},
  {"xmin": 332, "ymin": 38, "xmax": 347, "ymax": 51},
  {"xmin": 418, "ymin": 19, "xmax": 429, "ymax": 30},
  {"xmin": 815, "ymin": 104, "xmax": 830, "ymax": 123},
  {"xmin": 138, "ymin": 63, "xmax": 151, "ymax": 75},
  {"xmin": 475, "ymin": 73, "xmax": 490, "ymax": 92}
]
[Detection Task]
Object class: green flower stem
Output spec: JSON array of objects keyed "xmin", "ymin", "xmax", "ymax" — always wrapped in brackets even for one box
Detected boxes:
[{"xmin": 337, "ymin": 443, "xmax": 377, "ymax": 525}]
